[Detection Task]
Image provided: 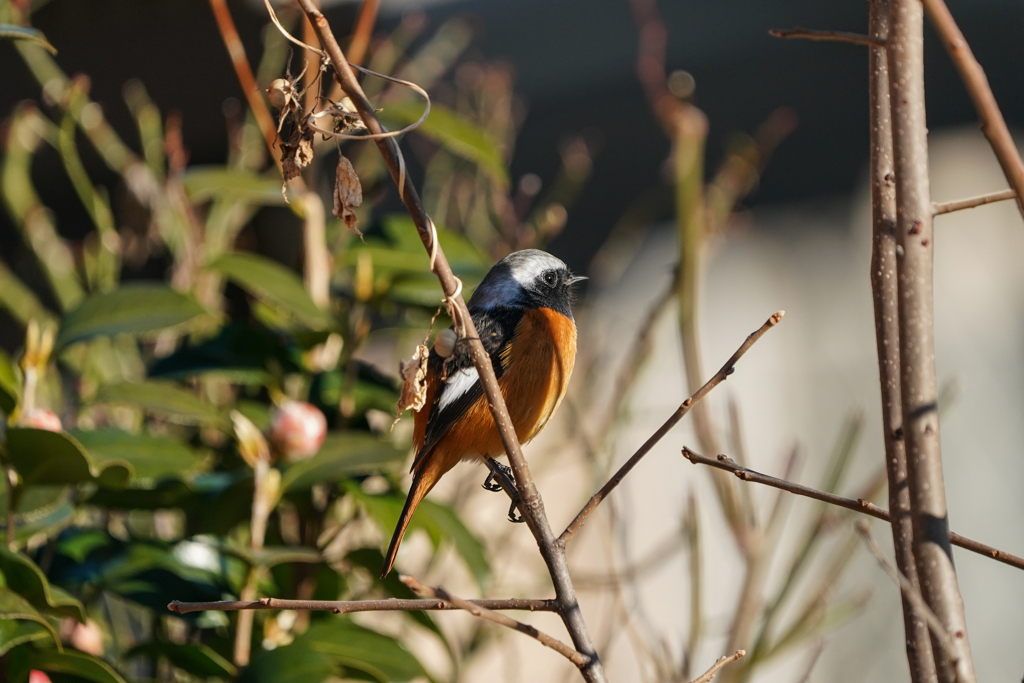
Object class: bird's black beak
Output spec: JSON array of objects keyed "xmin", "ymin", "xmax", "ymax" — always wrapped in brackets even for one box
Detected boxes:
[{"xmin": 567, "ymin": 274, "xmax": 588, "ymax": 286}]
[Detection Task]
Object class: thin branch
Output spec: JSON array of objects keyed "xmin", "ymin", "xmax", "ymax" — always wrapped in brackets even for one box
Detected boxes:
[
  {"xmin": 933, "ymin": 188, "xmax": 1016, "ymax": 215},
  {"xmin": 923, "ymin": 0, "xmax": 1024, "ymax": 217},
  {"xmin": 168, "ymin": 596, "xmax": 559, "ymax": 615},
  {"xmin": 769, "ymin": 27, "xmax": 885, "ymax": 47},
  {"xmin": 402, "ymin": 576, "xmax": 591, "ymax": 668},
  {"xmin": 559, "ymin": 311, "xmax": 784, "ymax": 546},
  {"xmin": 689, "ymin": 650, "xmax": 746, "ymax": 683},
  {"xmin": 867, "ymin": 1, "xmax": 935, "ymax": 679},
  {"xmin": 856, "ymin": 521, "xmax": 969, "ymax": 679},
  {"xmin": 290, "ymin": 4, "xmax": 605, "ymax": 680},
  {"xmin": 347, "ymin": 0, "xmax": 379, "ymax": 67},
  {"xmin": 681, "ymin": 448, "xmax": 1024, "ymax": 572},
  {"xmin": 208, "ymin": 0, "xmax": 281, "ymax": 170}
]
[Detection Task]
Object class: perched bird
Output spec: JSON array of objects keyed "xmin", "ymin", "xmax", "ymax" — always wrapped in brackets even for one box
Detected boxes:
[{"xmin": 381, "ymin": 249, "xmax": 586, "ymax": 577}]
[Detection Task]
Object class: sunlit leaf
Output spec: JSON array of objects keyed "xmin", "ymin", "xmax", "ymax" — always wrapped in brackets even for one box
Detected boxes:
[
  {"xmin": 0, "ymin": 348, "xmax": 20, "ymax": 413},
  {"xmin": 0, "ymin": 25, "xmax": 57, "ymax": 54},
  {"xmin": 0, "ymin": 547, "xmax": 86, "ymax": 622},
  {"xmin": 384, "ymin": 101, "xmax": 509, "ymax": 189},
  {"xmin": 205, "ymin": 252, "xmax": 329, "ymax": 329},
  {"xmin": 182, "ymin": 166, "xmax": 287, "ymax": 205},
  {"xmin": 281, "ymin": 433, "xmax": 406, "ymax": 492},
  {"xmin": 6, "ymin": 427, "xmax": 132, "ymax": 489},
  {"xmin": 26, "ymin": 649, "xmax": 128, "ymax": 683},
  {"xmin": 94, "ymin": 381, "xmax": 231, "ymax": 430},
  {"xmin": 71, "ymin": 429, "xmax": 203, "ymax": 483},
  {"xmin": 127, "ymin": 642, "xmax": 238, "ymax": 678},
  {"xmin": 57, "ymin": 284, "xmax": 206, "ymax": 348},
  {"xmin": 0, "ymin": 587, "xmax": 61, "ymax": 655}
]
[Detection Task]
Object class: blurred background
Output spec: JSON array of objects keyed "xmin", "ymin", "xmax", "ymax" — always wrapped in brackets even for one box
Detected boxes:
[{"xmin": 0, "ymin": 0, "xmax": 1022, "ymax": 681}]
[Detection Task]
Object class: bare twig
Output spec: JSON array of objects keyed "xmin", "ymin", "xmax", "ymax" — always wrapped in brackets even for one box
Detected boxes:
[
  {"xmin": 168, "ymin": 596, "xmax": 559, "ymax": 614},
  {"xmin": 933, "ymin": 189, "xmax": 1016, "ymax": 215},
  {"xmin": 888, "ymin": 0, "xmax": 977, "ymax": 679},
  {"xmin": 681, "ymin": 448, "xmax": 1024, "ymax": 572},
  {"xmin": 347, "ymin": 0, "xmax": 379, "ymax": 67},
  {"xmin": 402, "ymin": 576, "xmax": 591, "ymax": 668},
  {"xmin": 769, "ymin": 27, "xmax": 885, "ymax": 47},
  {"xmin": 689, "ymin": 650, "xmax": 746, "ymax": 683},
  {"xmin": 291, "ymin": 4, "xmax": 605, "ymax": 680},
  {"xmin": 208, "ymin": 0, "xmax": 281, "ymax": 170},
  {"xmin": 923, "ymin": 0, "xmax": 1024, "ymax": 217},
  {"xmin": 560, "ymin": 311, "xmax": 784, "ymax": 546},
  {"xmin": 867, "ymin": 1, "xmax": 935, "ymax": 679},
  {"xmin": 855, "ymin": 522, "xmax": 965, "ymax": 675}
]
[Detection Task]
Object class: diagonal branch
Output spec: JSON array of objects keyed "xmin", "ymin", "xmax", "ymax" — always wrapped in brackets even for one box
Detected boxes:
[
  {"xmin": 402, "ymin": 576, "xmax": 591, "ymax": 668},
  {"xmin": 689, "ymin": 650, "xmax": 746, "ymax": 683},
  {"xmin": 923, "ymin": 0, "xmax": 1024, "ymax": 218},
  {"xmin": 290, "ymin": 3, "xmax": 605, "ymax": 680},
  {"xmin": 559, "ymin": 311, "xmax": 784, "ymax": 546},
  {"xmin": 769, "ymin": 27, "xmax": 885, "ymax": 47},
  {"xmin": 682, "ymin": 448, "xmax": 1024, "ymax": 572}
]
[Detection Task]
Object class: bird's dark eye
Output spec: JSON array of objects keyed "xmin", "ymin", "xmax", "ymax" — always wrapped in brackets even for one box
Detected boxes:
[{"xmin": 543, "ymin": 271, "xmax": 557, "ymax": 286}]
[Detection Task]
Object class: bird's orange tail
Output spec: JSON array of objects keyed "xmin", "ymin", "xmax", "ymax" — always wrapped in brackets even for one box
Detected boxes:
[{"xmin": 381, "ymin": 468, "xmax": 435, "ymax": 578}]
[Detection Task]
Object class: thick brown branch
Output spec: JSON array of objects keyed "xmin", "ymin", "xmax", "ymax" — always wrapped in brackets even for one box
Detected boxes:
[
  {"xmin": 559, "ymin": 311, "xmax": 783, "ymax": 546},
  {"xmin": 769, "ymin": 27, "xmax": 884, "ymax": 47},
  {"xmin": 682, "ymin": 448, "xmax": 1024, "ymax": 572},
  {"xmin": 291, "ymin": 4, "xmax": 604, "ymax": 680},
  {"xmin": 402, "ymin": 577, "xmax": 590, "ymax": 668},
  {"xmin": 867, "ymin": 1, "xmax": 935, "ymax": 679},
  {"xmin": 933, "ymin": 188, "xmax": 1016, "ymax": 215},
  {"xmin": 168, "ymin": 596, "xmax": 559, "ymax": 615},
  {"xmin": 889, "ymin": 1, "xmax": 977, "ymax": 678},
  {"xmin": 690, "ymin": 651, "xmax": 746, "ymax": 683},
  {"xmin": 923, "ymin": 0, "xmax": 1024, "ymax": 217}
]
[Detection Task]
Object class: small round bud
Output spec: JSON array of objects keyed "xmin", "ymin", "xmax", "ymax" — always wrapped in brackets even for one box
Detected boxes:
[
  {"xmin": 21, "ymin": 408, "xmax": 62, "ymax": 432},
  {"xmin": 269, "ymin": 401, "xmax": 327, "ymax": 462},
  {"xmin": 266, "ymin": 78, "xmax": 291, "ymax": 109},
  {"xmin": 30, "ymin": 672, "xmax": 53, "ymax": 683},
  {"xmin": 434, "ymin": 328, "xmax": 458, "ymax": 358}
]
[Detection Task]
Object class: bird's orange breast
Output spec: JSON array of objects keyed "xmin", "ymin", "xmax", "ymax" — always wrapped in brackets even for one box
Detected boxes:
[{"xmin": 413, "ymin": 307, "xmax": 577, "ymax": 477}]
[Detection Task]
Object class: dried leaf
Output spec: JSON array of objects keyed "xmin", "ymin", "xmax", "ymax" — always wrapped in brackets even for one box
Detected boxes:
[
  {"xmin": 281, "ymin": 125, "xmax": 315, "ymax": 182},
  {"xmin": 392, "ymin": 343, "xmax": 429, "ymax": 429},
  {"xmin": 332, "ymin": 154, "xmax": 363, "ymax": 237}
]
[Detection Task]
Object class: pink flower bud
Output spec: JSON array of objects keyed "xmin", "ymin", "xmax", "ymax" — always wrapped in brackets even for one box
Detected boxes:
[
  {"xmin": 269, "ymin": 401, "xmax": 326, "ymax": 461},
  {"xmin": 21, "ymin": 408, "xmax": 62, "ymax": 432},
  {"xmin": 70, "ymin": 618, "xmax": 104, "ymax": 656},
  {"xmin": 30, "ymin": 671, "xmax": 53, "ymax": 683}
]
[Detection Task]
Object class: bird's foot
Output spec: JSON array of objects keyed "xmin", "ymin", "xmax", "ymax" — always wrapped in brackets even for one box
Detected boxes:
[{"xmin": 482, "ymin": 460, "xmax": 514, "ymax": 492}]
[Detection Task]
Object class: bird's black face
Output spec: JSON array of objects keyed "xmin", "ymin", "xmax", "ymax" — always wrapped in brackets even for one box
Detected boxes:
[{"xmin": 468, "ymin": 249, "xmax": 586, "ymax": 319}]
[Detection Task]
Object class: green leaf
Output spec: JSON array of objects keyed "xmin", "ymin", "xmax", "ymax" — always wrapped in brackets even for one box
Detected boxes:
[
  {"xmin": 127, "ymin": 642, "xmax": 237, "ymax": 678},
  {"xmin": 217, "ymin": 543, "xmax": 321, "ymax": 570},
  {"xmin": 418, "ymin": 500, "xmax": 490, "ymax": 591},
  {"xmin": 384, "ymin": 101, "xmax": 509, "ymax": 190},
  {"xmin": 0, "ymin": 348, "xmax": 20, "ymax": 413},
  {"xmin": 302, "ymin": 619, "xmax": 428, "ymax": 682},
  {"xmin": 70, "ymin": 429, "xmax": 202, "ymax": 483},
  {"xmin": 0, "ymin": 547, "xmax": 86, "ymax": 622},
  {"xmin": 57, "ymin": 284, "xmax": 206, "ymax": 348},
  {"xmin": 6, "ymin": 428, "xmax": 131, "ymax": 489},
  {"xmin": 348, "ymin": 487, "xmax": 489, "ymax": 590},
  {"xmin": 281, "ymin": 433, "xmax": 406, "ymax": 492},
  {"xmin": 0, "ymin": 587, "xmax": 62, "ymax": 655},
  {"xmin": 205, "ymin": 253, "xmax": 329, "ymax": 329},
  {"xmin": 182, "ymin": 166, "xmax": 287, "ymax": 205},
  {"xmin": 26, "ymin": 650, "xmax": 128, "ymax": 683},
  {"xmin": 0, "ymin": 25, "xmax": 57, "ymax": 54},
  {"xmin": 240, "ymin": 642, "xmax": 334, "ymax": 683},
  {"xmin": 94, "ymin": 381, "xmax": 230, "ymax": 430}
]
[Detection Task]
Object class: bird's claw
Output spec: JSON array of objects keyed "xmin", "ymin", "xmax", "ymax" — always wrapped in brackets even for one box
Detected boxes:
[{"xmin": 482, "ymin": 461, "xmax": 514, "ymax": 492}]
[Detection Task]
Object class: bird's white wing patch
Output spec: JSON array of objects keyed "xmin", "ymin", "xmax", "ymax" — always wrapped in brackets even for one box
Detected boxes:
[{"xmin": 438, "ymin": 366, "xmax": 480, "ymax": 411}]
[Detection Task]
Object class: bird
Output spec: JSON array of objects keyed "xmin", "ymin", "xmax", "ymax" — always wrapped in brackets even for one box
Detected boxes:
[{"xmin": 381, "ymin": 249, "xmax": 586, "ymax": 578}]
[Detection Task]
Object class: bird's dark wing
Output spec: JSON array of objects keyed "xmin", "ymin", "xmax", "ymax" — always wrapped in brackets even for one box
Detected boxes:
[{"xmin": 413, "ymin": 307, "xmax": 522, "ymax": 467}]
